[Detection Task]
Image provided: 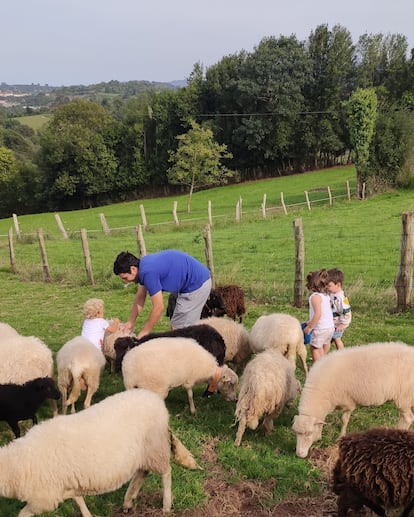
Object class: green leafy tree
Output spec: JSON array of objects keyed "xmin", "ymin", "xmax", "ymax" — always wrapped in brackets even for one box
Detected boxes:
[
  {"xmin": 0, "ymin": 147, "xmax": 18, "ymax": 216},
  {"xmin": 303, "ymin": 24, "xmax": 355, "ymax": 168},
  {"xmin": 167, "ymin": 120, "xmax": 235, "ymax": 212},
  {"xmin": 37, "ymin": 99, "xmax": 118, "ymax": 209},
  {"xmin": 347, "ymin": 88, "xmax": 378, "ymax": 197}
]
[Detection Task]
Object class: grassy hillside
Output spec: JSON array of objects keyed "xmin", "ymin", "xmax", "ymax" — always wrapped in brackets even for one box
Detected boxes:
[
  {"xmin": 1, "ymin": 166, "xmax": 414, "ymax": 516},
  {"xmin": 14, "ymin": 113, "xmax": 52, "ymax": 130}
]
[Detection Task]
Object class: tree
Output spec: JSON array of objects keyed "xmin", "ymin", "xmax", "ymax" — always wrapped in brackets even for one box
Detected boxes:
[
  {"xmin": 0, "ymin": 147, "xmax": 19, "ymax": 216},
  {"xmin": 37, "ymin": 99, "xmax": 118, "ymax": 209},
  {"xmin": 167, "ymin": 120, "xmax": 235, "ymax": 212},
  {"xmin": 347, "ymin": 88, "xmax": 378, "ymax": 197}
]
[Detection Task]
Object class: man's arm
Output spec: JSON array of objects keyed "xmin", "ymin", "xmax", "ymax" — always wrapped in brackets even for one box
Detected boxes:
[
  {"xmin": 137, "ymin": 290, "xmax": 164, "ymax": 338},
  {"xmin": 125, "ymin": 284, "xmax": 147, "ymax": 332}
]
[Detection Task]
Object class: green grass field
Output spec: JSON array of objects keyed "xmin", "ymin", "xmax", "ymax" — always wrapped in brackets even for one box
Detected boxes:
[
  {"xmin": 14, "ymin": 113, "xmax": 52, "ymax": 131},
  {"xmin": 0, "ymin": 166, "xmax": 414, "ymax": 515}
]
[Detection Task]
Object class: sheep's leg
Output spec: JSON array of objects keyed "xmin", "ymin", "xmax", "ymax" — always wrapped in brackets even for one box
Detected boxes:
[
  {"xmin": 298, "ymin": 348, "xmax": 308, "ymax": 376},
  {"xmin": 123, "ymin": 469, "xmax": 149, "ymax": 511},
  {"xmin": 83, "ymin": 385, "xmax": 97, "ymax": 410},
  {"xmin": 73, "ymin": 496, "xmax": 94, "ymax": 517},
  {"xmin": 161, "ymin": 465, "xmax": 172, "ymax": 513},
  {"xmin": 339, "ymin": 409, "xmax": 353, "ymax": 437},
  {"xmin": 7, "ymin": 420, "xmax": 20, "ymax": 439},
  {"xmin": 397, "ymin": 407, "xmax": 414, "ymax": 429},
  {"xmin": 60, "ymin": 386, "xmax": 68, "ymax": 415},
  {"xmin": 185, "ymin": 387, "xmax": 196, "ymax": 415},
  {"xmin": 262, "ymin": 415, "xmax": 275, "ymax": 435},
  {"xmin": 66, "ymin": 376, "xmax": 82, "ymax": 410},
  {"xmin": 234, "ymin": 416, "xmax": 246, "ymax": 446},
  {"xmin": 17, "ymin": 505, "xmax": 35, "ymax": 517},
  {"xmin": 49, "ymin": 398, "xmax": 58, "ymax": 417}
]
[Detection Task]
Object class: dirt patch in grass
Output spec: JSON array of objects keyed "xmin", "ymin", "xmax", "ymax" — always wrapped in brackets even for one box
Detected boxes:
[{"xmin": 113, "ymin": 440, "xmax": 374, "ymax": 517}]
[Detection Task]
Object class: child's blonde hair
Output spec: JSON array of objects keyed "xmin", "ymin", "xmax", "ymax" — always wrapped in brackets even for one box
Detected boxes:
[{"xmin": 83, "ymin": 298, "xmax": 104, "ymax": 319}]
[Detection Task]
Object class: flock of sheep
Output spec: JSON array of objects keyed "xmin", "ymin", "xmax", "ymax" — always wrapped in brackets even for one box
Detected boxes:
[{"xmin": 1, "ymin": 306, "xmax": 414, "ymax": 516}]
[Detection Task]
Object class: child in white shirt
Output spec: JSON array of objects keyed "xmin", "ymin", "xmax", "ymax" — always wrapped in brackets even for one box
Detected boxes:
[
  {"xmin": 81, "ymin": 298, "xmax": 120, "ymax": 349},
  {"xmin": 303, "ymin": 269, "xmax": 335, "ymax": 363}
]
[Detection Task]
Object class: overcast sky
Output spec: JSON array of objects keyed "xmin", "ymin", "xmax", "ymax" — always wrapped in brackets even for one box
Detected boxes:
[{"xmin": 2, "ymin": 0, "xmax": 413, "ymax": 86}]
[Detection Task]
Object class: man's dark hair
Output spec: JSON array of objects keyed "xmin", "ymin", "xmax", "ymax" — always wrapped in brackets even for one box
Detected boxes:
[{"xmin": 113, "ymin": 251, "xmax": 140, "ymax": 275}]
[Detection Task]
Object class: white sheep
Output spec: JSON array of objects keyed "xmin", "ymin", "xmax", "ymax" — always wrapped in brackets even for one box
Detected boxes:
[
  {"xmin": 0, "ymin": 388, "xmax": 200, "ymax": 516},
  {"xmin": 56, "ymin": 336, "xmax": 106, "ymax": 414},
  {"xmin": 292, "ymin": 341, "xmax": 414, "ymax": 458},
  {"xmin": 194, "ymin": 316, "xmax": 252, "ymax": 371},
  {"xmin": 0, "ymin": 333, "xmax": 57, "ymax": 416},
  {"xmin": 234, "ymin": 349, "xmax": 300, "ymax": 446},
  {"xmin": 0, "ymin": 322, "xmax": 19, "ymax": 341},
  {"xmin": 102, "ymin": 323, "xmax": 133, "ymax": 372},
  {"xmin": 122, "ymin": 336, "xmax": 239, "ymax": 415},
  {"xmin": 249, "ymin": 313, "xmax": 308, "ymax": 376}
]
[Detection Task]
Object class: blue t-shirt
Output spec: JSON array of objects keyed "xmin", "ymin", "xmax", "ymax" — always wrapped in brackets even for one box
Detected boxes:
[{"xmin": 138, "ymin": 250, "xmax": 210, "ymax": 296}]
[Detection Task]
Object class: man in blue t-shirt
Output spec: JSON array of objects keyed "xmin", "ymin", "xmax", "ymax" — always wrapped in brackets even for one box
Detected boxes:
[{"xmin": 113, "ymin": 250, "xmax": 211, "ymax": 338}]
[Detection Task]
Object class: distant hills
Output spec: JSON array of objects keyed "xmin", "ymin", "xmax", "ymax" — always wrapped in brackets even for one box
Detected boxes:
[{"xmin": 0, "ymin": 79, "xmax": 187, "ymax": 114}]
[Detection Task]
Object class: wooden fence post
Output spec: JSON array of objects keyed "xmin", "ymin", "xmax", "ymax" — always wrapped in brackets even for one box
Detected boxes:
[
  {"xmin": 37, "ymin": 228, "xmax": 51, "ymax": 283},
  {"xmin": 203, "ymin": 224, "xmax": 215, "ymax": 287},
  {"xmin": 208, "ymin": 200, "xmax": 212, "ymax": 226},
  {"xmin": 394, "ymin": 211, "xmax": 414, "ymax": 311},
  {"xmin": 173, "ymin": 201, "xmax": 179, "ymax": 225},
  {"xmin": 346, "ymin": 180, "xmax": 351, "ymax": 201},
  {"xmin": 293, "ymin": 218, "xmax": 305, "ymax": 308},
  {"xmin": 261, "ymin": 194, "xmax": 267, "ymax": 219},
  {"xmin": 136, "ymin": 225, "xmax": 147, "ymax": 257},
  {"xmin": 54, "ymin": 213, "xmax": 68, "ymax": 239},
  {"xmin": 235, "ymin": 200, "xmax": 241, "ymax": 223},
  {"xmin": 8, "ymin": 227, "xmax": 16, "ymax": 274},
  {"xmin": 280, "ymin": 192, "xmax": 288, "ymax": 215},
  {"xmin": 12, "ymin": 214, "xmax": 21, "ymax": 240},
  {"xmin": 80, "ymin": 228, "xmax": 94, "ymax": 285},
  {"xmin": 327, "ymin": 186, "xmax": 332, "ymax": 206},
  {"xmin": 304, "ymin": 191, "xmax": 311, "ymax": 210},
  {"xmin": 99, "ymin": 213, "xmax": 110, "ymax": 235},
  {"xmin": 139, "ymin": 204, "xmax": 148, "ymax": 229}
]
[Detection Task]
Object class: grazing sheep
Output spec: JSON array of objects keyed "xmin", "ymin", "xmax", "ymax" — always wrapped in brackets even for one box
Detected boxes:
[
  {"xmin": 0, "ymin": 334, "xmax": 58, "ymax": 416},
  {"xmin": 56, "ymin": 336, "xmax": 106, "ymax": 414},
  {"xmin": 194, "ymin": 316, "xmax": 252, "ymax": 371},
  {"xmin": 0, "ymin": 388, "xmax": 200, "ymax": 516},
  {"xmin": 122, "ymin": 337, "xmax": 239, "ymax": 415},
  {"xmin": 102, "ymin": 323, "xmax": 134, "ymax": 372},
  {"xmin": 0, "ymin": 322, "xmax": 19, "ymax": 341},
  {"xmin": 249, "ymin": 313, "xmax": 308, "ymax": 376},
  {"xmin": 292, "ymin": 341, "xmax": 414, "ymax": 458},
  {"xmin": 214, "ymin": 284, "xmax": 246, "ymax": 322},
  {"xmin": 332, "ymin": 427, "xmax": 414, "ymax": 517},
  {"xmin": 0, "ymin": 377, "xmax": 60, "ymax": 438},
  {"xmin": 166, "ymin": 285, "xmax": 246, "ymax": 322},
  {"xmin": 114, "ymin": 323, "xmax": 226, "ymax": 372},
  {"xmin": 166, "ymin": 290, "xmax": 226, "ymax": 320},
  {"xmin": 234, "ymin": 349, "xmax": 300, "ymax": 446}
]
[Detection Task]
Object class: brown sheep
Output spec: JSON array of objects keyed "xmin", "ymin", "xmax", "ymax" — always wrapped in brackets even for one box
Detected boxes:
[
  {"xmin": 214, "ymin": 285, "xmax": 246, "ymax": 322},
  {"xmin": 332, "ymin": 427, "xmax": 414, "ymax": 517}
]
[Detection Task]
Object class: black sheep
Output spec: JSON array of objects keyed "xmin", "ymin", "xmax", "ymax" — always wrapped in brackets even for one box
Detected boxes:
[
  {"xmin": 114, "ymin": 324, "xmax": 226, "ymax": 372},
  {"xmin": 0, "ymin": 376, "xmax": 61, "ymax": 438},
  {"xmin": 332, "ymin": 427, "xmax": 414, "ymax": 517}
]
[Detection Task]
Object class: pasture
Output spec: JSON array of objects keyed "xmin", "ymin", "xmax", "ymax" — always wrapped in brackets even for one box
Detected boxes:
[{"xmin": 0, "ymin": 166, "xmax": 414, "ymax": 515}]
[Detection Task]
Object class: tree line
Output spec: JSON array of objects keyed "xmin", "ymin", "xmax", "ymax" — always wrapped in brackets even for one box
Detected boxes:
[{"xmin": 0, "ymin": 24, "xmax": 414, "ymax": 217}]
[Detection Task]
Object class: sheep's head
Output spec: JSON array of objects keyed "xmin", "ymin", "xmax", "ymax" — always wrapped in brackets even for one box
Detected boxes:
[
  {"xmin": 292, "ymin": 414, "xmax": 325, "ymax": 458},
  {"xmin": 217, "ymin": 365, "xmax": 238, "ymax": 401},
  {"xmin": 114, "ymin": 336, "xmax": 139, "ymax": 372}
]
